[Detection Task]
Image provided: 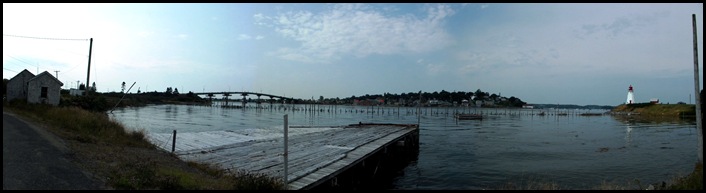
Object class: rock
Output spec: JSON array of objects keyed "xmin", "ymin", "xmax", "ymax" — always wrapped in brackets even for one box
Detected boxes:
[{"xmin": 646, "ymin": 184, "xmax": 654, "ymax": 190}]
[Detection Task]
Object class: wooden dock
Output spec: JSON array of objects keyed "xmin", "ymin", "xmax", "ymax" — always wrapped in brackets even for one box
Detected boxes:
[{"xmin": 146, "ymin": 123, "xmax": 419, "ymax": 190}]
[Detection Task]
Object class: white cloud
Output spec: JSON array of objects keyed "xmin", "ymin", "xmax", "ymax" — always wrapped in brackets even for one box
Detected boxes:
[
  {"xmin": 237, "ymin": 34, "xmax": 252, "ymax": 40},
  {"xmin": 269, "ymin": 48, "xmax": 315, "ymax": 63},
  {"xmin": 237, "ymin": 34, "xmax": 264, "ymax": 41},
  {"xmin": 256, "ymin": 3, "xmax": 456, "ymax": 63},
  {"xmin": 174, "ymin": 34, "xmax": 188, "ymax": 39},
  {"xmin": 575, "ymin": 9, "xmax": 670, "ymax": 39},
  {"xmin": 137, "ymin": 31, "xmax": 154, "ymax": 37}
]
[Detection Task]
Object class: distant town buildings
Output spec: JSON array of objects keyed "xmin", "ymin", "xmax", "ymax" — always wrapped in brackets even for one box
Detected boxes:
[{"xmin": 353, "ymin": 98, "xmax": 384, "ymax": 106}]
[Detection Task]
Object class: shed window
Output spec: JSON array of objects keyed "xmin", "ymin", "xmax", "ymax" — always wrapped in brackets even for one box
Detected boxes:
[{"xmin": 41, "ymin": 87, "xmax": 48, "ymax": 98}]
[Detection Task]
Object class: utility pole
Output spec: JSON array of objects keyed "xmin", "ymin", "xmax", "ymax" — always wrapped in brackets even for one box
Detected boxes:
[
  {"xmin": 691, "ymin": 14, "xmax": 702, "ymax": 164},
  {"xmin": 85, "ymin": 38, "xmax": 93, "ymax": 96}
]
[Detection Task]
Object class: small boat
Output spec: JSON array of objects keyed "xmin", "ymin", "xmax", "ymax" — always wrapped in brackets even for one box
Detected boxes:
[
  {"xmin": 455, "ymin": 113, "xmax": 483, "ymax": 120},
  {"xmin": 579, "ymin": 113, "xmax": 603, "ymax": 116}
]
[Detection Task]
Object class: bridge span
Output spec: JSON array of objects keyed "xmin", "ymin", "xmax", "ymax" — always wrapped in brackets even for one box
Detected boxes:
[{"xmin": 194, "ymin": 91, "xmax": 296, "ymax": 106}]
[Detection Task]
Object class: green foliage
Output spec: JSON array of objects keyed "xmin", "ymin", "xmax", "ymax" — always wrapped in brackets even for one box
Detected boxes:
[
  {"xmin": 327, "ymin": 89, "xmax": 523, "ymax": 107},
  {"xmin": 60, "ymin": 95, "xmax": 110, "ymax": 112},
  {"xmin": 59, "ymin": 89, "xmax": 208, "ymax": 110}
]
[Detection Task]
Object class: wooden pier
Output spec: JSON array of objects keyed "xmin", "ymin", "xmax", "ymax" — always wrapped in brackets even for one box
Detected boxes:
[{"xmin": 146, "ymin": 123, "xmax": 419, "ymax": 190}]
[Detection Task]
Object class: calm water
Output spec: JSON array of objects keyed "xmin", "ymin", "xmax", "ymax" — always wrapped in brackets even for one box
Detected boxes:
[{"xmin": 109, "ymin": 104, "xmax": 699, "ymax": 190}]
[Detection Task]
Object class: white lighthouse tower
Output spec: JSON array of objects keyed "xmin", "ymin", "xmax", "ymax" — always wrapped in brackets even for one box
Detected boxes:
[{"xmin": 626, "ymin": 85, "xmax": 635, "ymax": 104}]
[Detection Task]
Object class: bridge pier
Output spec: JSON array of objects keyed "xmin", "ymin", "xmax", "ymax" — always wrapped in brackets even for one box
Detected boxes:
[
  {"xmin": 241, "ymin": 93, "xmax": 248, "ymax": 108},
  {"xmin": 207, "ymin": 93, "xmax": 214, "ymax": 106},
  {"xmin": 256, "ymin": 94, "xmax": 262, "ymax": 109},
  {"xmin": 223, "ymin": 93, "xmax": 231, "ymax": 107},
  {"xmin": 269, "ymin": 96, "xmax": 274, "ymax": 111}
]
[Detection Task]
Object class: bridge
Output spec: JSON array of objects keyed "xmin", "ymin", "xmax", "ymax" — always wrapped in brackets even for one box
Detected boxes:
[{"xmin": 194, "ymin": 91, "xmax": 296, "ymax": 107}]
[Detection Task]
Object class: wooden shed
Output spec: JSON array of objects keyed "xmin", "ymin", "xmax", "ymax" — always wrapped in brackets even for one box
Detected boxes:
[
  {"xmin": 6, "ymin": 69, "xmax": 35, "ymax": 102},
  {"xmin": 26, "ymin": 71, "xmax": 64, "ymax": 106}
]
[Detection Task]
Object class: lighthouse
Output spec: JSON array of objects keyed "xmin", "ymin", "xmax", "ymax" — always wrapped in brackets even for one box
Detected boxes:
[{"xmin": 626, "ymin": 85, "xmax": 635, "ymax": 104}]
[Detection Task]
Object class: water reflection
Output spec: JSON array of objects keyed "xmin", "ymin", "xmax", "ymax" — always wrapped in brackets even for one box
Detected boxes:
[
  {"xmin": 109, "ymin": 104, "xmax": 698, "ymax": 190},
  {"xmin": 625, "ymin": 124, "xmax": 633, "ymax": 147},
  {"xmin": 610, "ymin": 114, "xmax": 695, "ymax": 124}
]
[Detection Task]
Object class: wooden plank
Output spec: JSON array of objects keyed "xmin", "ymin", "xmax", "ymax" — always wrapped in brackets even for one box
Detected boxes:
[
  {"xmin": 291, "ymin": 126, "xmax": 414, "ymax": 189},
  {"xmin": 148, "ymin": 124, "xmax": 417, "ymax": 190}
]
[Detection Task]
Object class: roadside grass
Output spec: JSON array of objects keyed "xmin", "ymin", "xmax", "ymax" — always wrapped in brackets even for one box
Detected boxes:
[{"xmin": 3, "ymin": 100, "xmax": 284, "ymax": 190}]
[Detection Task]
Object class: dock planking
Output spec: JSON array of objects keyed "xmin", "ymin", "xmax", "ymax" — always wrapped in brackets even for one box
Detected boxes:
[{"xmin": 146, "ymin": 123, "xmax": 418, "ymax": 190}]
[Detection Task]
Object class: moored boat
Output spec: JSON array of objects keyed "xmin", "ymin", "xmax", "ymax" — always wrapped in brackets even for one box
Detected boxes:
[{"xmin": 455, "ymin": 113, "xmax": 483, "ymax": 120}]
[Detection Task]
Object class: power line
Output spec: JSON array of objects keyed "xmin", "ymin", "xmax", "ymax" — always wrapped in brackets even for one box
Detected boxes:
[
  {"xmin": 7, "ymin": 55, "xmax": 35, "ymax": 66},
  {"xmin": 3, "ymin": 34, "xmax": 89, "ymax": 41},
  {"xmin": 3, "ymin": 67, "xmax": 19, "ymax": 73},
  {"xmin": 5, "ymin": 55, "xmax": 39, "ymax": 68}
]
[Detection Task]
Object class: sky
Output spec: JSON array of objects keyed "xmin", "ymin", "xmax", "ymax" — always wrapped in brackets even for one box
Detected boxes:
[{"xmin": 3, "ymin": 3, "xmax": 703, "ymax": 106}]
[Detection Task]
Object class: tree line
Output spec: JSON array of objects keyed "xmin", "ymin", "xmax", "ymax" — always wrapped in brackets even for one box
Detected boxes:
[{"xmin": 311, "ymin": 89, "xmax": 527, "ymax": 108}]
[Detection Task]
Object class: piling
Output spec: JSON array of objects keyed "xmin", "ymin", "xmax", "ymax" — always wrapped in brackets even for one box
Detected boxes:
[{"xmin": 171, "ymin": 130, "xmax": 177, "ymax": 153}]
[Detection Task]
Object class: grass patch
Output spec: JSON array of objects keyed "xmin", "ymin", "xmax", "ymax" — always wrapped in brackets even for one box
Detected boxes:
[
  {"xmin": 667, "ymin": 162, "xmax": 703, "ymax": 190},
  {"xmin": 612, "ymin": 103, "xmax": 696, "ymax": 118},
  {"xmin": 3, "ymin": 101, "xmax": 284, "ymax": 190}
]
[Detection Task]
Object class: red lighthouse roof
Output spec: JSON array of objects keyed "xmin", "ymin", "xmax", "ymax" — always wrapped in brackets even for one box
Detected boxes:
[{"xmin": 628, "ymin": 85, "xmax": 633, "ymax": 91}]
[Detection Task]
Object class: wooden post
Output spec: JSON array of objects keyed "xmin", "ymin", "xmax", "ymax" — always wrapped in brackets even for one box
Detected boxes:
[
  {"xmin": 691, "ymin": 14, "xmax": 702, "ymax": 164},
  {"xmin": 85, "ymin": 38, "xmax": 92, "ymax": 96},
  {"xmin": 417, "ymin": 91, "xmax": 422, "ymax": 126},
  {"xmin": 283, "ymin": 114, "xmax": 289, "ymax": 190},
  {"xmin": 172, "ymin": 130, "xmax": 177, "ymax": 153}
]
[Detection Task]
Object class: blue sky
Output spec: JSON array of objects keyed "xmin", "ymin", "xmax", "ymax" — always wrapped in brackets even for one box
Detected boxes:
[{"xmin": 3, "ymin": 3, "xmax": 703, "ymax": 106}]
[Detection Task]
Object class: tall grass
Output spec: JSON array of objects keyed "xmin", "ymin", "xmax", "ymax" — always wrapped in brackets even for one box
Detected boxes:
[{"xmin": 4, "ymin": 101, "xmax": 284, "ymax": 190}]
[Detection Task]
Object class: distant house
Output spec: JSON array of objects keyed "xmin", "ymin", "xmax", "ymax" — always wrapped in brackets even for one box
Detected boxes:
[
  {"xmin": 650, "ymin": 98, "xmax": 659, "ymax": 104},
  {"xmin": 69, "ymin": 88, "xmax": 84, "ymax": 96},
  {"xmin": 6, "ymin": 70, "xmax": 63, "ymax": 106},
  {"xmin": 6, "ymin": 69, "xmax": 35, "ymax": 102},
  {"xmin": 461, "ymin": 99, "xmax": 469, "ymax": 106}
]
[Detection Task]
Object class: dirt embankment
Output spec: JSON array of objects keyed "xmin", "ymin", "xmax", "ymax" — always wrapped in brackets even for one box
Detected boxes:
[{"xmin": 611, "ymin": 103, "xmax": 696, "ymax": 118}]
